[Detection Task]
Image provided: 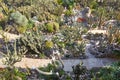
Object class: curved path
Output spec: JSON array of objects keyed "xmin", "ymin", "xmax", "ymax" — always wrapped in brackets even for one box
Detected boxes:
[
  {"xmin": 0, "ymin": 30, "xmax": 119, "ymax": 72},
  {"xmin": 0, "ymin": 44, "xmax": 119, "ymax": 71}
]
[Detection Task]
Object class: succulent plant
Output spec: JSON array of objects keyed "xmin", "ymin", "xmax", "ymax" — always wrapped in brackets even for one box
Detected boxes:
[
  {"xmin": 19, "ymin": 24, "xmax": 55, "ymax": 58},
  {"xmin": 45, "ymin": 40, "xmax": 54, "ymax": 49},
  {"xmin": 66, "ymin": 41, "xmax": 86, "ymax": 57},
  {"xmin": 46, "ymin": 22, "xmax": 59, "ymax": 33},
  {"xmin": 1, "ymin": 39, "xmax": 26, "ymax": 67},
  {"xmin": 10, "ymin": 11, "xmax": 28, "ymax": 27},
  {"xmin": 20, "ymin": 27, "xmax": 43, "ymax": 55},
  {"xmin": 72, "ymin": 62, "xmax": 87, "ymax": 80}
]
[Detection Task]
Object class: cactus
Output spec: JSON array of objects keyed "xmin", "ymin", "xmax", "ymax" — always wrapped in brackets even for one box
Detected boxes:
[
  {"xmin": 1, "ymin": 39, "xmax": 27, "ymax": 67},
  {"xmin": 16, "ymin": 26, "xmax": 27, "ymax": 33},
  {"xmin": 106, "ymin": 25, "xmax": 120, "ymax": 44},
  {"xmin": 66, "ymin": 41, "xmax": 86, "ymax": 57},
  {"xmin": 45, "ymin": 40, "xmax": 54, "ymax": 49},
  {"xmin": 20, "ymin": 26, "xmax": 44, "ymax": 55},
  {"xmin": 35, "ymin": 53, "xmax": 64, "ymax": 79},
  {"xmin": 72, "ymin": 61, "xmax": 87, "ymax": 80},
  {"xmin": 46, "ymin": 22, "xmax": 59, "ymax": 33},
  {"xmin": 10, "ymin": 11, "xmax": 28, "ymax": 27},
  {"xmin": 46, "ymin": 22, "xmax": 54, "ymax": 32}
]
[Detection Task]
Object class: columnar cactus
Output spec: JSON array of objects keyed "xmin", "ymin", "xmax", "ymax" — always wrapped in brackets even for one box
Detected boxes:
[{"xmin": 2, "ymin": 40, "xmax": 26, "ymax": 67}]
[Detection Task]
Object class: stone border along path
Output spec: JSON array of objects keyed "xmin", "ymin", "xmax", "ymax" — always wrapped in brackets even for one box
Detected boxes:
[{"xmin": 0, "ymin": 30, "xmax": 119, "ymax": 71}]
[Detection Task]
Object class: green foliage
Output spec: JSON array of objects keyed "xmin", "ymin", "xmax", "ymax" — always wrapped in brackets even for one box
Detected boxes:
[
  {"xmin": 107, "ymin": 26, "xmax": 120, "ymax": 44},
  {"xmin": 17, "ymin": 26, "xmax": 27, "ymax": 33},
  {"xmin": 112, "ymin": 50, "xmax": 120, "ymax": 58},
  {"xmin": 46, "ymin": 22, "xmax": 54, "ymax": 32},
  {"xmin": 92, "ymin": 62, "xmax": 120, "ymax": 80},
  {"xmin": 0, "ymin": 34, "xmax": 27, "ymax": 80},
  {"xmin": 0, "ymin": 67, "xmax": 27, "ymax": 80},
  {"xmin": 72, "ymin": 62, "xmax": 87, "ymax": 80},
  {"xmin": 61, "ymin": 26, "xmax": 87, "ymax": 43},
  {"xmin": 64, "ymin": 9, "xmax": 73, "ymax": 16},
  {"xmin": 28, "ymin": 0, "xmax": 63, "ymax": 21},
  {"xmin": 52, "ymin": 26, "xmax": 87, "ymax": 57},
  {"xmin": 19, "ymin": 25, "xmax": 54, "ymax": 58},
  {"xmin": 90, "ymin": 0, "xmax": 98, "ymax": 9},
  {"xmin": 52, "ymin": 35, "xmax": 65, "ymax": 49},
  {"xmin": 57, "ymin": 0, "xmax": 74, "ymax": 8},
  {"xmin": 0, "ymin": 1, "xmax": 10, "ymax": 15},
  {"xmin": 66, "ymin": 41, "xmax": 86, "ymax": 57}
]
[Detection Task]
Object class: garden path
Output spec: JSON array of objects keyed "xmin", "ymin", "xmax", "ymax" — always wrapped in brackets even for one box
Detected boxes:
[
  {"xmin": 63, "ymin": 43, "xmax": 119, "ymax": 71},
  {"xmin": 0, "ymin": 30, "xmax": 119, "ymax": 72}
]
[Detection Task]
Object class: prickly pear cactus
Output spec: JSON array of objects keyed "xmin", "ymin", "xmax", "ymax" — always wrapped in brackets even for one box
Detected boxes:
[{"xmin": 10, "ymin": 11, "xmax": 28, "ymax": 27}]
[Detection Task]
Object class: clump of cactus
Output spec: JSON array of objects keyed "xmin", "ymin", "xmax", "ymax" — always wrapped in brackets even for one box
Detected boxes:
[
  {"xmin": 19, "ymin": 25, "xmax": 53, "ymax": 58},
  {"xmin": 20, "ymin": 27, "xmax": 43, "ymax": 55},
  {"xmin": 46, "ymin": 22, "xmax": 59, "ymax": 33}
]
